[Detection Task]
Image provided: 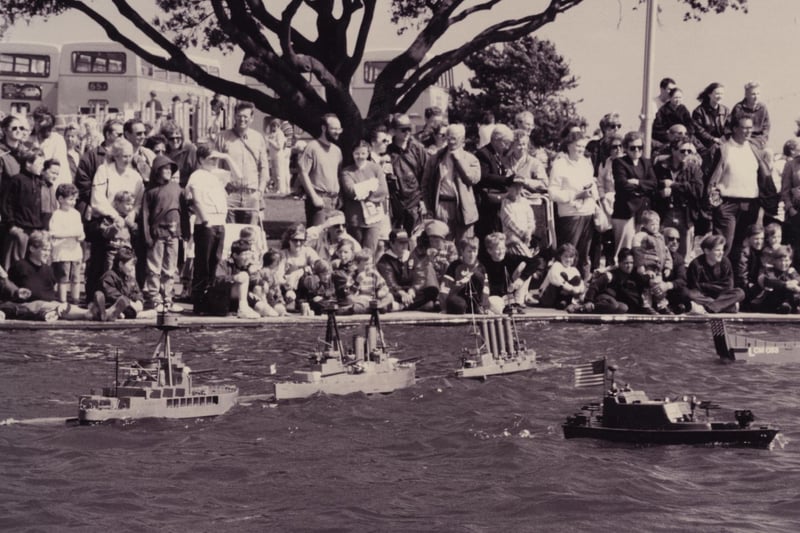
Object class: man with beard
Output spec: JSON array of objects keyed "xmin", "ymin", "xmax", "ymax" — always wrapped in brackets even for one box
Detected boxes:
[{"xmin": 298, "ymin": 114, "xmax": 343, "ymax": 227}]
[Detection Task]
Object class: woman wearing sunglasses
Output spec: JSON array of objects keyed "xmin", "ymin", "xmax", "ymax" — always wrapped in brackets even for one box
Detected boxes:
[
  {"xmin": 611, "ymin": 131, "xmax": 657, "ymax": 258},
  {"xmin": 653, "ymin": 140, "xmax": 704, "ymax": 258}
]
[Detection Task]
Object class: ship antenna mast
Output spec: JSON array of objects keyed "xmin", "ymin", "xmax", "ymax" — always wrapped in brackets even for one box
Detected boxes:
[{"xmin": 114, "ymin": 349, "xmax": 119, "ymax": 397}]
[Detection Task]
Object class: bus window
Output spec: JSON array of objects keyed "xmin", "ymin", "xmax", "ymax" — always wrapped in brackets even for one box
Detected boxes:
[
  {"xmin": 0, "ymin": 53, "xmax": 50, "ymax": 77},
  {"xmin": 141, "ymin": 61, "xmax": 153, "ymax": 77},
  {"xmin": 2, "ymin": 83, "xmax": 43, "ymax": 101},
  {"xmin": 363, "ymin": 61, "xmax": 390, "ymax": 84},
  {"xmin": 71, "ymin": 51, "xmax": 126, "ymax": 74}
]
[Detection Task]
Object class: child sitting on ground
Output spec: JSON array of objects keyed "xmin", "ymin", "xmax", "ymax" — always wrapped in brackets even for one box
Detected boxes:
[
  {"xmin": 631, "ymin": 210, "xmax": 673, "ymax": 314},
  {"xmin": 538, "ymin": 243, "xmax": 586, "ymax": 312},
  {"xmin": 101, "ymin": 190, "xmax": 137, "ymax": 272},
  {"xmin": 331, "ymin": 240, "xmax": 358, "ymax": 310},
  {"xmin": 500, "ymin": 175, "xmax": 536, "ymax": 257},
  {"xmin": 761, "ymin": 222, "xmax": 787, "ymax": 270},
  {"xmin": 481, "ymin": 232, "xmax": 538, "ymax": 314},
  {"xmin": 95, "ymin": 246, "xmax": 149, "ymax": 321},
  {"xmin": 49, "ymin": 183, "xmax": 84, "ymax": 304},
  {"xmin": 757, "ymin": 244, "xmax": 800, "ymax": 314},
  {"xmin": 250, "ymin": 249, "xmax": 288, "ymax": 317},
  {"xmin": 440, "ymin": 236, "xmax": 489, "ymax": 314},
  {"xmin": 351, "ymin": 249, "xmax": 395, "ymax": 313},
  {"xmin": 296, "ymin": 259, "xmax": 337, "ymax": 315}
]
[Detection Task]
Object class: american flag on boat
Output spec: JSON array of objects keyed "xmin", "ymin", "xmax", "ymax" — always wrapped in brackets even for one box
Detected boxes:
[{"xmin": 573, "ymin": 358, "xmax": 606, "ymax": 387}]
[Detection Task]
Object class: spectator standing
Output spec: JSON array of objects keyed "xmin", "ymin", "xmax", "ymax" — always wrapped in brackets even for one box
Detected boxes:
[
  {"xmin": 266, "ymin": 119, "xmax": 290, "ymax": 195},
  {"xmin": 2, "ymin": 147, "xmax": 47, "ymax": 271},
  {"xmin": 215, "ymin": 102, "xmax": 270, "ymax": 224},
  {"xmin": 185, "ymin": 146, "xmax": 233, "ymax": 312},
  {"xmin": 652, "ymin": 88, "xmax": 694, "ymax": 148},
  {"xmin": 548, "ymin": 132, "xmax": 598, "ymax": 279},
  {"xmin": 123, "ymin": 119, "xmax": 155, "ymax": 186},
  {"xmin": 692, "ymin": 82, "xmax": 729, "ymax": 175},
  {"xmin": 49, "ymin": 183, "xmax": 84, "ymax": 304},
  {"xmin": 63, "ymin": 123, "xmax": 82, "ymax": 182},
  {"xmin": 474, "ymin": 124, "xmax": 514, "ymax": 240},
  {"xmin": 298, "ymin": 114, "xmax": 343, "ymax": 227},
  {"xmin": 420, "ymin": 123, "xmax": 481, "ymax": 243},
  {"xmin": 31, "ymin": 108, "xmax": 71, "ymax": 187},
  {"xmin": 145, "ymin": 91, "xmax": 164, "ymax": 120},
  {"xmin": 477, "ymin": 111, "xmax": 496, "ymax": 148},
  {"xmin": 586, "ymin": 112, "xmax": 624, "ymax": 175},
  {"xmin": 340, "ymin": 141, "xmax": 389, "ymax": 255},
  {"xmin": 611, "ymin": 131, "xmax": 657, "ymax": 257},
  {"xmin": 386, "ymin": 114, "xmax": 427, "ymax": 234},
  {"xmin": 652, "ymin": 139, "xmax": 704, "ymax": 257},
  {"xmin": 415, "ymin": 106, "xmax": 446, "ymax": 152},
  {"xmin": 75, "ymin": 119, "xmax": 124, "ymax": 222},
  {"xmin": 707, "ymin": 115, "xmax": 777, "ymax": 258},
  {"xmin": 507, "ymin": 128, "xmax": 548, "ymax": 192},
  {"xmin": 142, "ymin": 155, "xmax": 181, "ymax": 310},
  {"xmin": 729, "ymin": 81, "xmax": 770, "ymax": 150}
]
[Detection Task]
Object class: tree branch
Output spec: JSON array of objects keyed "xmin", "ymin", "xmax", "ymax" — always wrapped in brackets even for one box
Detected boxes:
[{"xmin": 450, "ymin": 0, "xmax": 504, "ymax": 24}]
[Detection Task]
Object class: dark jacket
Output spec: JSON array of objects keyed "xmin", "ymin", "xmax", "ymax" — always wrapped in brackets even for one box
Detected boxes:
[
  {"xmin": 8, "ymin": 258, "xmax": 57, "ymax": 302},
  {"xmin": 142, "ymin": 155, "xmax": 182, "ymax": 245},
  {"xmin": 3, "ymin": 170, "xmax": 45, "ymax": 230},
  {"xmin": 652, "ymin": 158, "xmax": 704, "ymax": 222},
  {"xmin": 585, "ymin": 267, "xmax": 648, "ymax": 312},
  {"xmin": 691, "ymin": 102, "xmax": 729, "ymax": 149},
  {"xmin": 100, "ymin": 268, "xmax": 144, "ymax": 304},
  {"xmin": 386, "ymin": 139, "xmax": 426, "ymax": 209},
  {"xmin": 75, "ymin": 143, "xmax": 109, "ymax": 219},
  {"xmin": 420, "ymin": 148, "xmax": 481, "ymax": 226},
  {"xmin": 611, "ymin": 156, "xmax": 657, "ymax": 220},
  {"xmin": 653, "ymin": 103, "xmax": 694, "ymax": 144},
  {"xmin": 687, "ymin": 256, "xmax": 735, "ymax": 297},
  {"xmin": 479, "ymin": 251, "xmax": 538, "ymax": 296}
]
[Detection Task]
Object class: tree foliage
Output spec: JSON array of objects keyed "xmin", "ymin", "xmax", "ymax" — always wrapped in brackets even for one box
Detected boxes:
[
  {"xmin": 448, "ymin": 36, "xmax": 582, "ymax": 150},
  {"xmin": 0, "ymin": 0, "xmax": 747, "ymax": 148}
]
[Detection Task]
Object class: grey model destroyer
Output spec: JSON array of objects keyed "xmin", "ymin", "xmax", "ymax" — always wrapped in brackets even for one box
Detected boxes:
[
  {"xmin": 78, "ymin": 314, "xmax": 238, "ymax": 424},
  {"xmin": 274, "ymin": 302, "xmax": 416, "ymax": 400}
]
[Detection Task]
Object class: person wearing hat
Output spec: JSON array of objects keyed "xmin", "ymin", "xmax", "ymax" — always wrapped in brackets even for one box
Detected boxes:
[
  {"xmin": 377, "ymin": 228, "xmax": 439, "ymax": 311},
  {"xmin": 145, "ymin": 90, "xmax": 163, "ymax": 119},
  {"xmin": 414, "ymin": 219, "xmax": 458, "ymax": 284},
  {"xmin": 420, "ymin": 123, "xmax": 481, "ymax": 243},
  {"xmin": 306, "ymin": 209, "xmax": 361, "ymax": 262},
  {"xmin": 501, "ymin": 174, "xmax": 536, "ymax": 257}
]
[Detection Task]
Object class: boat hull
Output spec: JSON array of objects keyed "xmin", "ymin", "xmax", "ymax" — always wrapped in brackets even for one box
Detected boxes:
[
  {"xmin": 562, "ymin": 424, "xmax": 778, "ymax": 447},
  {"xmin": 711, "ymin": 319, "xmax": 800, "ymax": 363},
  {"xmin": 274, "ymin": 366, "xmax": 415, "ymax": 400},
  {"xmin": 456, "ymin": 352, "xmax": 537, "ymax": 379},
  {"xmin": 78, "ymin": 388, "xmax": 238, "ymax": 424}
]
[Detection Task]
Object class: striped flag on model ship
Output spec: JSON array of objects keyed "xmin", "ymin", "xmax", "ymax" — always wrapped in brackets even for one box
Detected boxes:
[{"xmin": 573, "ymin": 358, "xmax": 606, "ymax": 387}]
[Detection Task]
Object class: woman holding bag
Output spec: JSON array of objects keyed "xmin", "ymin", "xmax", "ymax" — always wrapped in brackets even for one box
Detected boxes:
[{"xmin": 340, "ymin": 141, "xmax": 389, "ymax": 255}]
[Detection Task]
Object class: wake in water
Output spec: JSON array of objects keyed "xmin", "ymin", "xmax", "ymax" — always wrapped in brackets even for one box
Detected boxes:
[{"xmin": 0, "ymin": 416, "xmax": 70, "ymax": 426}]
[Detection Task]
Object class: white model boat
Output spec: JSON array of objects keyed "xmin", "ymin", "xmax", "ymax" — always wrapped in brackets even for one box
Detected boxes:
[
  {"xmin": 274, "ymin": 303, "xmax": 416, "ymax": 400},
  {"xmin": 456, "ymin": 313, "xmax": 537, "ymax": 379},
  {"xmin": 78, "ymin": 314, "xmax": 238, "ymax": 424}
]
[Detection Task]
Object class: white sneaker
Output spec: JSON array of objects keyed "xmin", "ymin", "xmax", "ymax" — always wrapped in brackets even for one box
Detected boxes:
[
  {"xmin": 237, "ymin": 307, "xmax": 260, "ymax": 319},
  {"xmin": 167, "ymin": 302, "xmax": 184, "ymax": 313},
  {"xmin": 687, "ymin": 302, "xmax": 708, "ymax": 316}
]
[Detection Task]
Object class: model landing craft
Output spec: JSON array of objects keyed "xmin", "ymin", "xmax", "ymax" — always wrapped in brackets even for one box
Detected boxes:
[
  {"xmin": 711, "ymin": 319, "xmax": 800, "ymax": 363},
  {"xmin": 78, "ymin": 314, "xmax": 238, "ymax": 424},
  {"xmin": 562, "ymin": 359, "xmax": 779, "ymax": 447},
  {"xmin": 274, "ymin": 302, "xmax": 416, "ymax": 400}
]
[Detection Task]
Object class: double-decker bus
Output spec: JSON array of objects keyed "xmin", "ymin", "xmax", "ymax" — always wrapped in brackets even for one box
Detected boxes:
[
  {"xmin": 245, "ymin": 49, "xmax": 454, "ymax": 136},
  {"xmin": 0, "ymin": 42, "xmax": 60, "ymax": 116},
  {"xmin": 57, "ymin": 41, "xmax": 220, "ymax": 115}
]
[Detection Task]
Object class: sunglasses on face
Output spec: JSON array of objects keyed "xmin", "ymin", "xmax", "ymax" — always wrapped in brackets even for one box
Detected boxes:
[
  {"xmin": 9, "ymin": 125, "xmax": 26, "ymax": 132},
  {"xmin": 665, "ymin": 236, "xmax": 680, "ymax": 243},
  {"xmin": 608, "ymin": 124, "xmax": 622, "ymax": 129},
  {"xmin": 169, "ymin": 136, "xmax": 182, "ymax": 140},
  {"xmin": 291, "ymin": 238, "xmax": 306, "ymax": 243},
  {"xmin": 133, "ymin": 131, "xmax": 147, "ymax": 136},
  {"xmin": 611, "ymin": 144, "xmax": 623, "ymax": 150},
  {"xmin": 398, "ymin": 127, "xmax": 412, "ymax": 133},
  {"xmin": 678, "ymin": 149, "xmax": 694, "ymax": 154},
  {"xmin": 628, "ymin": 145, "xmax": 644, "ymax": 151}
]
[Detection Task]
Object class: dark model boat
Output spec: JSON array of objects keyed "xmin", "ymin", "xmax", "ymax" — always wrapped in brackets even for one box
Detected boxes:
[
  {"xmin": 562, "ymin": 362, "xmax": 779, "ymax": 447},
  {"xmin": 711, "ymin": 319, "xmax": 800, "ymax": 363}
]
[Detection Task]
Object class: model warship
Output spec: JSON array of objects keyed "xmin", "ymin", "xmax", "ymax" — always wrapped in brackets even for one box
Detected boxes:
[
  {"xmin": 711, "ymin": 319, "xmax": 800, "ymax": 363},
  {"xmin": 455, "ymin": 313, "xmax": 537, "ymax": 379},
  {"xmin": 78, "ymin": 314, "xmax": 238, "ymax": 424},
  {"xmin": 273, "ymin": 302, "xmax": 416, "ymax": 400},
  {"xmin": 562, "ymin": 360, "xmax": 779, "ymax": 447}
]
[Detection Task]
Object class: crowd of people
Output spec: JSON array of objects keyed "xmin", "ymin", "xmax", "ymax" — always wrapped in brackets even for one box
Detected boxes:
[{"xmin": 1, "ymin": 76, "xmax": 800, "ymax": 322}]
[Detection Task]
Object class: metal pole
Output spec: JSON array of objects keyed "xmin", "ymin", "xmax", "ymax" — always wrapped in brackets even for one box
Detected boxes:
[{"xmin": 641, "ymin": 0, "xmax": 658, "ymax": 158}]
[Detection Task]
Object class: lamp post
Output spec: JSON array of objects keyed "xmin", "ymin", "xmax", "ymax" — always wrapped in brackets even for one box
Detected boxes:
[{"xmin": 640, "ymin": 0, "xmax": 658, "ymax": 158}]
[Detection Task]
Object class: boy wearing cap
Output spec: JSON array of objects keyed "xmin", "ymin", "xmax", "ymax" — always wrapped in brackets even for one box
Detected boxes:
[
  {"xmin": 377, "ymin": 229, "xmax": 439, "ymax": 311},
  {"xmin": 413, "ymin": 219, "xmax": 458, "ymax": 284}
]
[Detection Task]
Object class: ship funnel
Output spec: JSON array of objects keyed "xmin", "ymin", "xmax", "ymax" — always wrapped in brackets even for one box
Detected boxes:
[
  {"xmin": 503, "ymin": 317, "xmax": 515, "ymax": 355},
  {"xmin": 366, "ymin": 326, "xmax": 378, "ymax": 357},
  {"xmin": 353, "ymin": 334, "xmax": 366, "ymax": 360},
  {"xmin": 487, "ymin": 318, "xmax": 499, "ymax": 357},
  {"xmin": 494, "ymin": 318, "xmax": 506, "ymax": 356}
]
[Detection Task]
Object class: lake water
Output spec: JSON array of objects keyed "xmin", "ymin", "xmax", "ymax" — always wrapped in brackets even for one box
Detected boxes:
[{"xmin": 1, "ymin": 321, "xmax": 799, "ymax": 532}]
